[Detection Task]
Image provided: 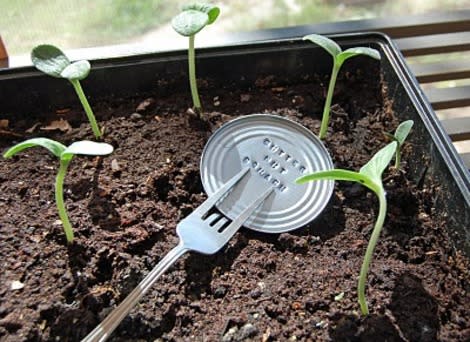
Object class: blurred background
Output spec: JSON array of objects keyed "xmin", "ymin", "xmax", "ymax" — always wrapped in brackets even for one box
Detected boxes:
[{"xmin": 1, "ymin": 0, "xmax": 469, "ymax": 55}]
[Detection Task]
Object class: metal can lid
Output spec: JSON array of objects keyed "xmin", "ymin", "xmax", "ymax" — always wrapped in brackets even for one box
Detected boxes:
[{"xmin": 200, "ymin": 114, "xmax": 334, "ymax": 233}]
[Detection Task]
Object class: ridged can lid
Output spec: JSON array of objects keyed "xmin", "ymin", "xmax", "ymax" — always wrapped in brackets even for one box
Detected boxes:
[{"xmin": 200, "ymin": 114, "xmax": 334, "ymax": 233}]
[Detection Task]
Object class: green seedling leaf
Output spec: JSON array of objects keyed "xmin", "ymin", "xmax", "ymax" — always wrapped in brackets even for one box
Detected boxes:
[
  {"xmin": 3, "ymin": 138, "xmax": 113, "ymax": 243},
  {"xmin": 337, "ymin": 47, "xmax": 381, "ymax": 65},
  {"xmin": 172, "ymin": 10, "xmax": 209, "ymax": 36},
  {"xmin": 297, "ymin": 168, "xmax": 379, "ymax": 194},
  {"xmin": 172, "ymin": 3, "xmax": 220, "ymax": 36},
  {"xmin": 62, "ymin": 140, "xmax": 114, "ymax": 160},
  {"xmin": 3, "ymin": 137, "xmax": 66, "ymax": 159},
  {"xmin": 388, "ymin": 120, "xmax": 414, "ymax": 168},
  {"xmin": 303, "ymin": 34, "xmax": 341, "ymax": 57},
  {"xmin": 60, "ymin": 60, "xmax": 91, "ymax": 81},
  {"xmin": 298, "ymin": 169, "xmax": 364, "ymax": 183},
  {"xmin": 297, "ymin": 143, "xmax": 396, "ymax": 189},
  {"xmin": 296, "ymin": 141, "xmax": 397, "ymax": 316},
  {"xmin": 360, "ymin": 142, "xmax": 397, "ymax": 186},
  {"xmin": 31, "ymin": 45, "xmax": 70, "ymax": 78},
  {"xmin": 394, "ymin": 120, "xmax": 414, "ymax": 145},
  {"xmin": 183, "ymin": 3, "xmax": 220, "ymax": 24},
  {"xmin": 32, "ymin": 45, "xmax": 91, "ymax": 81}
]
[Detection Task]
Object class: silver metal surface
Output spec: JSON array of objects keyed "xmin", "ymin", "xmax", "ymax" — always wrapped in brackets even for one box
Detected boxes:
[
  {"xmin": 82, "ymin": 168, "xmax": 273, "ymax": 342},
  {"xmin": 200, "ymin": 114, "xmax": 334, "ymax": 233}
]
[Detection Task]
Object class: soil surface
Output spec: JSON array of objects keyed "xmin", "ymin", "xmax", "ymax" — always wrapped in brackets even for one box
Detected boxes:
[{"xmin": 0, "ymin": 63, "xmax": 469, "ymax": 341}]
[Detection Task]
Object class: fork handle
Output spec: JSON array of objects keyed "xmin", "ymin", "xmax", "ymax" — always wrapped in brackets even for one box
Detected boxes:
[{"xmin": 81, "ymin": 243, "xmax": 189, "ymax": 342}]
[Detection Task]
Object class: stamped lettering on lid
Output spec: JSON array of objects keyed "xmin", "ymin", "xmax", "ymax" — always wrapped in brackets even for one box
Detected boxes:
[{"xmin": 242, "ymin": 137, "xmax": 308, "ymax": 192}]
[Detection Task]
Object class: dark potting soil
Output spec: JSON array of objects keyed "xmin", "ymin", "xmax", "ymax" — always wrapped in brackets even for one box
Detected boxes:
[{"xmin": 0, "ymin": 64, "xmax": 469, "ymax": 342}]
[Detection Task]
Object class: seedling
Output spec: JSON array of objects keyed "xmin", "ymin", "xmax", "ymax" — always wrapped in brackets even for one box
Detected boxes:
[
  {"xmin": 303, "ymin": 34, "xmax": 381, "ymax": 139},
  {"xmin": 31, "ymin": 45, "xmax": 102, "ymax": 139},
  {"xmin": 385, "ymin": 120, "xmax": 414, "ymax": 168},
  {"xmin": 297, "ymin": 142, "xmax": 397, "ymax": 315},
  {"xmin": 171, "ymin": 3, "xmax": 220, "ymax": 116},
  {"xmin": 3, "ymin": 138, "xmax": 113, "ymax": 243}
]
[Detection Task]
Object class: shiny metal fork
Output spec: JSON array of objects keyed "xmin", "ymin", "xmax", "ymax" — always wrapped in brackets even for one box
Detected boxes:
[{"xmin": 82, "ymin": 168, "xmax": 273, "ymax": 342}]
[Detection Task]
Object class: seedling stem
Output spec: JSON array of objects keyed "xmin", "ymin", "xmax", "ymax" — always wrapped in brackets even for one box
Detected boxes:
[
  {"xmin": 56, "ymin": 158, "xmax": 73, "ymax": 242},
  {"xmin": 70, "ymin": 80, "xmax": 102, "ymax": 138},
  {"xmin": 320, "ymin": 62, "xmax": 340, "ymax": 139},
  {"xmin": 357, "ymin": 188, "xmax": 386, "ymax": 315},
  {"xmin": 188, "ymin": 35, "xmax": 202, "ymax": 113}
]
